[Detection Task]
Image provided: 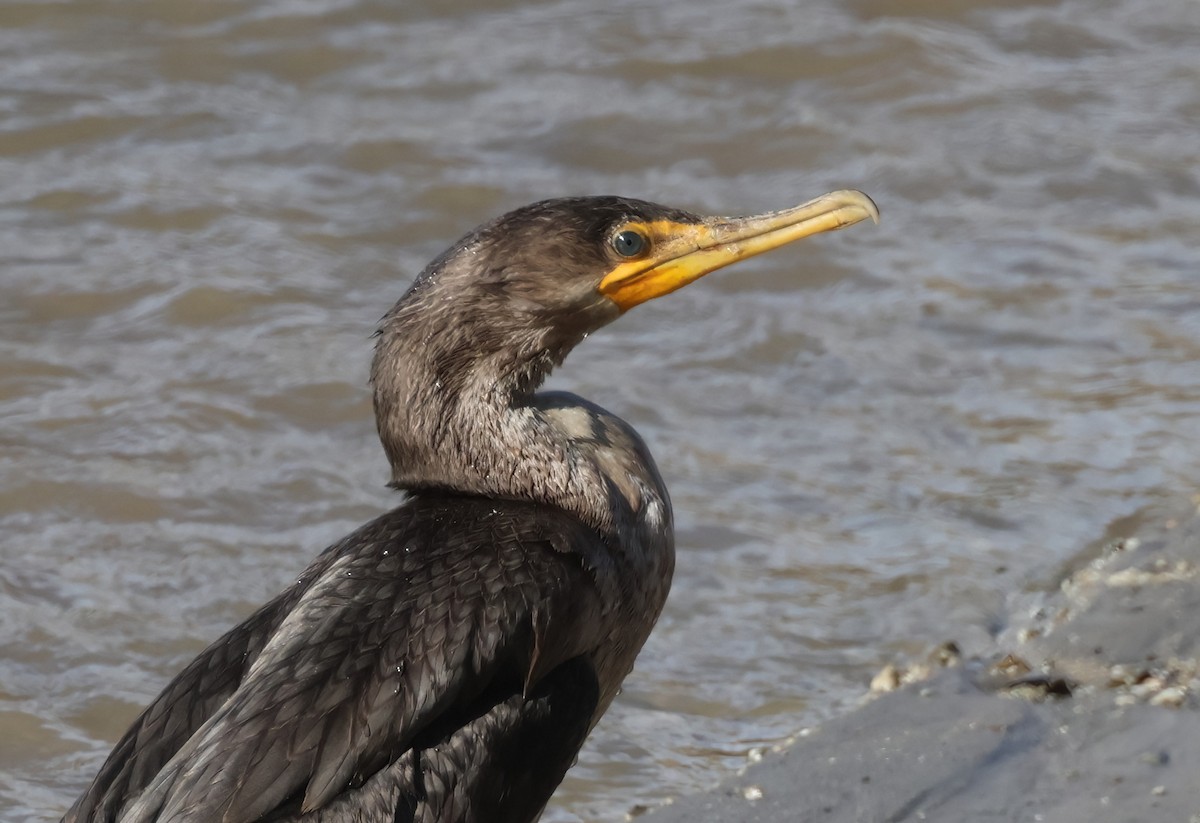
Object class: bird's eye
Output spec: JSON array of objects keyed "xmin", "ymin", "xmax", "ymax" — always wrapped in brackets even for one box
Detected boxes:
[{"xmin": 611, "ymin": 229, "xmax": 647, "ymax": 258}]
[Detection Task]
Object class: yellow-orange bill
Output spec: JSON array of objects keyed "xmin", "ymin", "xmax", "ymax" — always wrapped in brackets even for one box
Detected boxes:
[{"xmin": 598, "ymin": 189, "xmax": 879, "ymax": 311}]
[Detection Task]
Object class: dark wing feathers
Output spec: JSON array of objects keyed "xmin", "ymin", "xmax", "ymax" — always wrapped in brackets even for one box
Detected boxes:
[
  {"xmin": 64, "ymin": 585, "xmax": 305, "ymax": 823},
  {"xmin": 390, "ymin": 655, "xmax": 601, "ymax": 823},
  {"xmin": 70, "ymin": 493, "xmax": 608, "ymax": 823}
]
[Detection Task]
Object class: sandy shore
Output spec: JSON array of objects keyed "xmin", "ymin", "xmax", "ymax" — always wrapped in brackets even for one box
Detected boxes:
[{"xmin": 647, "ymin": 504, "xmax": 1200, "ymax": 822}]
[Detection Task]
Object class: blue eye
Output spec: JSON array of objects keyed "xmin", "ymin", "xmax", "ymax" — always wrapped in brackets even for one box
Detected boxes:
[{"xmin": 611, "ymin": 229, "xmax": 647, "ymax": 258}]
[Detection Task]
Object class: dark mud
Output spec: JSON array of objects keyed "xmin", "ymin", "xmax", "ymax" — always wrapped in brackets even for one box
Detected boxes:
[{"xmin": 648, "ymin": 504, "xmax": 1200, "ymax": 822}]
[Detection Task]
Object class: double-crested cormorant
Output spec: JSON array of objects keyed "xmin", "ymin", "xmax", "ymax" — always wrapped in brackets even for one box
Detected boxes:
[{"xmin": 63, "ymin": 190, "xmax": 878, "ymax": 823}]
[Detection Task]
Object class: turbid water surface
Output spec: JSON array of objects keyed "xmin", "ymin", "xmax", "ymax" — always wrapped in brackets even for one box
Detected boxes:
[{"xmin": 2, "ymin": 0, "xmax": 1198, "ymax": 819}]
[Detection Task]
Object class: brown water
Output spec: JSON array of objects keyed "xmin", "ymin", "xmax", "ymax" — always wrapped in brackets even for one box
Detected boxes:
[{"xmin": 2, "ymin": 0, "xmax": 1198, "ymax": 819}]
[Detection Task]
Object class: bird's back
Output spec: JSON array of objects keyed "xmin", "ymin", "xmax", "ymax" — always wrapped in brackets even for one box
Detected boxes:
[{"xmin": 64, "ymin": 493, "xmax": 627, "ymax": 823}]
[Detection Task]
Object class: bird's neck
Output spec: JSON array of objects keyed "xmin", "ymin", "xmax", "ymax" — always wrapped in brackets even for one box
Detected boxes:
[{"xmin": 372, "ymin": 325, "xmax": 667, "ymax": 537}]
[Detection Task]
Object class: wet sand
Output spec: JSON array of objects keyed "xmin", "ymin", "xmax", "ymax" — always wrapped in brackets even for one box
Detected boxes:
[{"xmin": 648, "ymin": 503, "xmax": 1200, "ymax": 822}]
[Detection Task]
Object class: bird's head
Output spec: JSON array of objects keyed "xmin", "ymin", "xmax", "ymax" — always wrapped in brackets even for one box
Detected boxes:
[{"xmin": 380, "ymin": 190, "xmax": 879, "ymax": 391}]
